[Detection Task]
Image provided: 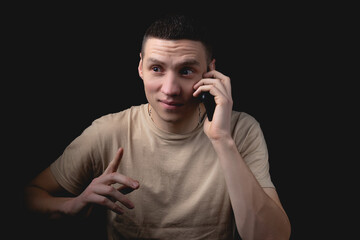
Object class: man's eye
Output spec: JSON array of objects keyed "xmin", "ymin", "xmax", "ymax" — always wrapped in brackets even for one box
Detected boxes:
[
  {"xmin": 152, "ymin": 66, "xmax": 161, "ymax": 72},
  {"xmin": 180, "ymin": 68, "xmax": 193, "ymax": 75}
]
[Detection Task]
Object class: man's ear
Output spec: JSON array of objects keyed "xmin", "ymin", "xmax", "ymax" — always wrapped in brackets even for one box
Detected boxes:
[
  {"xmin": 208, "ymin": 58, "xmax": 216, "ymax": 71},
  {"xmin": 138, "ymin": 52, "xmax": 144, "ymax": 79}
]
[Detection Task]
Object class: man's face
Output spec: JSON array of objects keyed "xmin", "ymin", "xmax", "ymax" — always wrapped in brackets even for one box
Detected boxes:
[{"xmin": 139, "ymin": 38, "xmax": 209, "ymax": 125}]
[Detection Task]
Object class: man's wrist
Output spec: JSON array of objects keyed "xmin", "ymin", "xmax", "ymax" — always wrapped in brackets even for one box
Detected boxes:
[{"xmin": 210, "ymin": 135, "xmax": 236, "ymax": 152}]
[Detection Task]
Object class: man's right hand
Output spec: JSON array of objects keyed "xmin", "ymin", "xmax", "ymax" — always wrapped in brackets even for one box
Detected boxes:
[{"xmin": 66, "ymin": 147, "xmax": 140, "ymax": 216}]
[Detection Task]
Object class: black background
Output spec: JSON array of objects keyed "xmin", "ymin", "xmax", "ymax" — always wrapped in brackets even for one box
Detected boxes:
[{"xmin": 6, "ymin": 2, "xmax": 357, "ymax": 240}]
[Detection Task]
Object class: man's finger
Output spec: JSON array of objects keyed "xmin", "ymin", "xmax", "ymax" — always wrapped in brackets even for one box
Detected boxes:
[
  {"xmin": 89, "ymin": 194, "xmax": 125, "ymax": 215},
  {"xmin": 104, "ymin": 148, "xmax": 123, "ymax": 174},
  {"xmin": 117, "ymin": 185, "xmax": 136, "ymax": 195},
  {"xmin": 91, "ymin": 185, "xmax": 135, "ymax": 209},
  {"xmin": 101, "ymin": 173, "xmax": 140, "ymax": 190},
  {"xmin": 203, "ymin": 70, "xmax": 232, "ymax": 96}
]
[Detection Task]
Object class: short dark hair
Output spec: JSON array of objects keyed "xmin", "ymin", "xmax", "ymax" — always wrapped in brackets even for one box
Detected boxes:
[{"xmin": 141, "ymin": 14, "xmax": 213, "ymax": 63}]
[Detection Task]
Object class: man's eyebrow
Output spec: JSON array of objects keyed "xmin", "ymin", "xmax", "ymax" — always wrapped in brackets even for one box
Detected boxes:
[
  {"xmin": 146, "ymin": 58, "xmax": 200, "ymax": 67},
  {"xmin": 181, "ymin": 59, "xmax": 200, "ymax": 66},
  {"xmin": 146, "ymin": 58, "xmax": 164, "ymax": 65}
]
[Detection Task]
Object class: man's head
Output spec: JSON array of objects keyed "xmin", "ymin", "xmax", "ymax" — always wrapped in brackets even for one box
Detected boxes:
[{"xmin": 138, "ymin": 14, "xmax": 215, "ymax": 132}]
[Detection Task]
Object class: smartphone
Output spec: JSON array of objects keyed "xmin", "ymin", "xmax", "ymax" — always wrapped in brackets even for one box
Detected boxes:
[
  {"xmin": 199, "ymin": 67, "xmax": 216, "ymax": 121},
  {"xmin": 200, "ymin": 91, "xmax": 216, "ymax": 121}
]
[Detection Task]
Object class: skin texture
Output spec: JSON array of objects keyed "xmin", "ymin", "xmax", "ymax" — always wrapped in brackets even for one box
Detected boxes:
[{"xmin": 25, "ymin": 37, "xmax": 291, "ymax": 240}]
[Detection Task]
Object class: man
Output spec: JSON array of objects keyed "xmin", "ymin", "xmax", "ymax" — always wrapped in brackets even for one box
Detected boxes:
[{"xmin": 25, "ymin": 14, "xmax": 291, "ymax": 239}]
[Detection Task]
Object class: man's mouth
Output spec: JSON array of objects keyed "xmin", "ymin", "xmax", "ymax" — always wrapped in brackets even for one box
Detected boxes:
[{"xmin": 159, "ymin": 99, "xmax": 184, "ymax": 109}]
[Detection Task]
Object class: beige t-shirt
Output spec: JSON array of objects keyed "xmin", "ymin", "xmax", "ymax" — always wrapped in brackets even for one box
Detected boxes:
[{"xmin": 50, "ymin": 103, "xmax": 274, "ymax": 240}]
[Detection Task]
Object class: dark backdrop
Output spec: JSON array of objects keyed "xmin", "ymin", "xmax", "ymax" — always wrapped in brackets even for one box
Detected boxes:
[{"xmin": 7, "ymin": 2, "xmax": 355, "ymax": 240}]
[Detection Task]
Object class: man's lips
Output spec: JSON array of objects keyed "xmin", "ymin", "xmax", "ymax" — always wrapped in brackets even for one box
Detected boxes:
[
  {"xmin": 160, "ymin": 100, "xmax": 183, "ymax": 106},
  {"xmin": 158, "ymin": 99, "xmax": 184, "ymax": 109}
]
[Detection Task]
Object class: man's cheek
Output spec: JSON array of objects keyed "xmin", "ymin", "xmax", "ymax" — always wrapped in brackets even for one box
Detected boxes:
[{"xmin": 144, "ymin": 82, "xmax": 159, "ymax": 97}]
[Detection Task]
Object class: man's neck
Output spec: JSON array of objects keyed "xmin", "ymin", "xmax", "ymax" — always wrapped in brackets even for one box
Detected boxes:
[{"xmin": 148, "ymin": 104, "xmax": 206, "ymax": 134}]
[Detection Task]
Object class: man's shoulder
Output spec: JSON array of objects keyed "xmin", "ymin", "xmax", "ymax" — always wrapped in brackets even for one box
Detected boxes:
[
  {"xmin": 231, "ymin": 110, "xmax": 259, "ymax": 127},
  {"xmin": 230, "ymin": 110, "xmax": 264, "ymax": 140},
  {"xmin": 95, "ymin": 104, "xmax": 145, "ymax": 122},
  {"xmin": 90, "ymin": 104, "xmax": 146, "ymax": 131}
]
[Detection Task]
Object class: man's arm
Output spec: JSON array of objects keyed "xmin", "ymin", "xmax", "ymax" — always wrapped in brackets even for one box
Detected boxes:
[
  {"xmin": 194, "ymin": 70, "xmax": 291, "ymax": 239},
  {"xmin": 24, "ymin": 148, "xmax": 140, "ymax": 218},
  {"xmin": 24, "ymin": 166, "xmax": 75, "ymax": 219},
  {"xmin": 211, "ymin": 138, "xmax": 291, "ymax": 240}
]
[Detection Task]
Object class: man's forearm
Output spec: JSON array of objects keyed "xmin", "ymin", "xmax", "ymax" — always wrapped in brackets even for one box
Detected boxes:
[
  {"xmin": 24, "ymin": 185, "xmax": 75, "ymax": 219},
  {"xmin": 211, "ymin": 137, "xmax": 291, "ymax": 240}
]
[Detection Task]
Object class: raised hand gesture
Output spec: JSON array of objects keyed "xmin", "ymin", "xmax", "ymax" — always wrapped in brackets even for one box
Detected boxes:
[{"xmin": 68, "ymin": 148, "xmax": 139, "ymax": 215}]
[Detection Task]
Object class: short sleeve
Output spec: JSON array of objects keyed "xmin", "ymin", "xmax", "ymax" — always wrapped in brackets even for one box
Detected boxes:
[
  {"xmin": 232, "ymin": 112, "xmax": 275, "ymax": 188},
  {"xmin": 50, "ymin": 120, "xmax": 104, "ymax": 195}
]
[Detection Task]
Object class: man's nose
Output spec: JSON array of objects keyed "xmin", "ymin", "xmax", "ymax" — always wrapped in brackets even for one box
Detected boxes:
[{"xmin": 161, "ymin": 72, "xmax": 181, "ymax": 96}]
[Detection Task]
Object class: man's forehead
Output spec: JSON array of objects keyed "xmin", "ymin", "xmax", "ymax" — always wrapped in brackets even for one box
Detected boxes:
[{"xmin": 143, "ymin": 38, "xmax": 207, "ymax": 63}]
